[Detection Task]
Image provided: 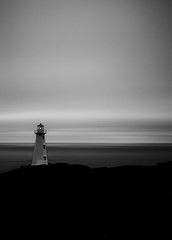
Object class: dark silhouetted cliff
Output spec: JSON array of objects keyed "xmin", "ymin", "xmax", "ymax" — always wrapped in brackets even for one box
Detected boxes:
[{"xmin": 0, "ymin": 162, "xmax": 172, "ymax": 239}]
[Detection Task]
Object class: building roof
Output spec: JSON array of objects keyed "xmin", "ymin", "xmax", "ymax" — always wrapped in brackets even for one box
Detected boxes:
[{"xmin": 38, "ymin": 123, "xmax": 44, "ymax": 127}]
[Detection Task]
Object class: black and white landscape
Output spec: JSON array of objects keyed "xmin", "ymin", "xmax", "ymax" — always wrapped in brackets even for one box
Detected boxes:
[{"xmin": 0, "ymin": 0, "xmax": 172, "ymax": 239}]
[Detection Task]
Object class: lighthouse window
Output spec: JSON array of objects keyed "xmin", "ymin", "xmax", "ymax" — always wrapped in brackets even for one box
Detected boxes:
[
  {"xmin": 44, "ymin": 156, "xmax": 46, "ymax": 160},
  {"xmin": 43, "ymin": 145, "xmax": 45, "ymax": 149},
  {"xmin": 42, "ymin": 136, "xmax": 44, "ymax": 139}
]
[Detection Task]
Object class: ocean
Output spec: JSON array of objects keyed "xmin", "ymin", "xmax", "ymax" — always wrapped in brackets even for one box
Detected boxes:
[{"xmin": 0, "ymin": 143, "xmax": 172, "ymax": 173}]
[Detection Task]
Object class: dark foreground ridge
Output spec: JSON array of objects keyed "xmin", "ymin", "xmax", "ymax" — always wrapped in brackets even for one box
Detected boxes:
[{"xmin": 1, "ymin": 162, "xmax": 172, "ymax": 239}]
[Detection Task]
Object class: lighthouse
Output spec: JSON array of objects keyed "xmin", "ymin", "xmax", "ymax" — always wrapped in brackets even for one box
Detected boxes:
[{"xmin": 32, "ymin": 123, "xmax": 48, "ymax": 165}]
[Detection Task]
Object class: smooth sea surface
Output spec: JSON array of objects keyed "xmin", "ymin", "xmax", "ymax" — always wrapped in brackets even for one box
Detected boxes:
[{"xmin": 0, "ymin": 143, "xmax": 172, "ymax": 173}]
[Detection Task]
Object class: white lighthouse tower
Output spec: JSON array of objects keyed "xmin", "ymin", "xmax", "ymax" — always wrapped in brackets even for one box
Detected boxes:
[{"xmin": 32, "ymin": 123, "xmax": 48, "ymax": 165}]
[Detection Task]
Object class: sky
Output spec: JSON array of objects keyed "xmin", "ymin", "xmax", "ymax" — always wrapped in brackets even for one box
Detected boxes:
[{"xmin": 0, "ymin": 0, "xmax": 172, "ymax": 143}]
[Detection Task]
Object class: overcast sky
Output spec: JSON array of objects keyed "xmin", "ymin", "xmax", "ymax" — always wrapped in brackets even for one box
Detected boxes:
[{"xmin": 0, "ymin": 0, "xmax": 172, "ymax": 142}]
